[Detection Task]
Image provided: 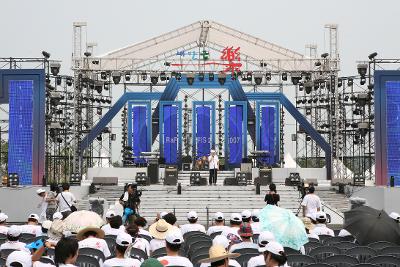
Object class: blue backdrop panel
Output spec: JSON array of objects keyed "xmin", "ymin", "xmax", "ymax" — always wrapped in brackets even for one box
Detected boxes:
[
  {"xmin": 8, "ymin": 80, "xmax": 34, "ymax": 185},
  {"xmin": 386, "ymin": 81, "xmax": 400, "ymax": 186},
  {"xmin": 196, "ymin": 106, "xmax": 211, "ymax": 159},
  {"xmin": 228, "ymin": 106, "xmax": 243, "ymax": 165},
  {"xmin": 131, "ymin": 106, "xmax": 148, "ymax": 164},
  {"xmin": 164, "ymin": 105, "xmax": 178, "ymax": 164},
  {"xmin": 260, "ymin": 106, "xmax": 276, "ymax": 165}
]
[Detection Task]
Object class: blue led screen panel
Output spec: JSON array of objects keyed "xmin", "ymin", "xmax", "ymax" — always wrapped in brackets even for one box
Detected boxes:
[
  {"xmin": 228, "ymin": 106, "xmax": 243, "ymax": 165},
  {"xmin": 8, "ymin": 80, "xmax": 33, "ymax": 185},
  {"xmin": 386, "ymin": 81, "xmax": 400, "ymax": 186},
  {"xmin": 163, "ymin": 105, "xmax": 178, "ymax": 164},
  {"xmin": 196, "ymin": 106, "xmax": 211, "ymax": 159},
  {"xmin": 260, "ymin": 106, "xmax": 276, "ymax": 165},
  {"xmin": 131, "ymin": 106, "xmax": 149, "ymax": 164}
]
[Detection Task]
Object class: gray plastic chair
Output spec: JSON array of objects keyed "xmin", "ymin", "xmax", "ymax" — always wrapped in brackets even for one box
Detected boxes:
[
  {"xmin": 368, "ymin": 241, "xmax": 396, "ymax": 250},
  {"xmin": 78, "ymin": 248, "xmax": 105, "ymax": 263},
  {"xmin": 305, "ymin": 242, "xmax": 322, "ymax": 254},
  {"xmin": 324, "ymin": 236, "xmax": 347, "ymax": 245},
  {"xmin": 379, "ymin": 246, "xmax": 400, "ymax": 256},
  {"xmin": 324, "ymin": 255, "xmax": 359, "ymax": 267},
  {"xmin": 367, "ymin": 255, "xmax": 400, "ymax": 267},
  {"xmin": 303, "ymin": 264, "xmax": 335, "ymax": 267},
  {"xmin": 331, "ymin": 241, "xmax": 357, "ymax": 252},
  {"xmin": 75, "ymin": 255, "xmax": 100, "ymax": 267},
  {"xmin": 129, "ymin": 247, "xmax": 148, "ymax": 262},
  {"xmin": 284, "ymin": 246, "xmax": 302, "ymax": 255},
  {"xmin": 346, "ymin": 246, "xmax": 377, "ymax": 263},
  {"xmin": 287, "ymin": 254, "xmax": 316, "ymax": 267},
  {"xmin": 309, "ymin": 246, "xmax": 341, "ymax": 260}
]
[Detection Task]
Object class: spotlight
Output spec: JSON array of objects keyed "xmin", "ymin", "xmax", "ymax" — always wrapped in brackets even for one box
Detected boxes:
[
  {"xmin": 358, "ymin": 122, "xmax": 369, "ymax": 136},
  {"xmin": 265, "ymin": 72, "xmax": 272, "ymax": 81},
  {"xmin": 298, "ymin": 82, "xmax": 304, "ymax": 91},
  {"xmin": 218, "ymin": 72, "xmax": 226, "ymax": 85},
  {"xmin": 301, "ymin": 99, "xmax": 307, "ymax": 104},
  {"xmin": 187, "ymin": 73, "xmax": 195, "ymax": 85},
  {"xmin": 42, "ymin": 51, "xmax": 50, "ymax": 59},
  {"xmin": 103, "ymin": 83, "xmax": 109, "ymax": 91},
  {"xmin": 254, "ymin": 73, "xmax": 263, "ymax": 85},
  {"xmin": 357, "ymin": 93, "xmax": 368, "ymax": 106},
  {"xmin": 95, "ymin": 81, "xmax": 103, "ymax": 94},
  {"xmin": 176, "ymin": 72, "xmax": 182, "ymax": 81},
  {"xmin": 160, "ymin": 72, "xmax": 167, "ymax": 81},
  {"xmin": 209, "ymin": 72, "xmax": 215, "ymax": 81},
  {"xmin": 141, "ymin": 72, "xmax": 147, "ymax": 81},
  {"xmin": 100, "ymin": 72, "xmax": 107, "ymax": 80},
  {"xmin": 347, "ymin": 78, "xmax": 354, "ymax": 86},
  {"xmin": 112, "ymin": 71, "xmax": 121, "ymax": 85},
  {"xmin": 198, "ymin": 72, "xmax": 205, "ymax": 81},
  {"xmin": 150, "ymin": 73, "xmax": 159, "ymax": 85},
  {"xmin": 357, "ymin": 63, "xmax": 368, "ymax": 77},
  {"xmin": 92, "ymin": 60, "xmax": 99, "ymax": 65},
  {"xmin": 66, "ymin": 77, "xmax": 73, "ymax": 86},
  {"xmin": 304, "ymin": 81, "xmax": 313, "ymax": 94},
  {"xmin": 368, "ymin": 52, "xmax": 378, "ymax": 60},
  {"xmin": 291, "ymin": 72, "xmax": 302, "ymax": 85},
  {"xmin": 50, "ymin": 62, "xmax": 61, "ymax": 76},
  {"xmin": 247, "ymin": 72, "xmax": 253, "ymax": 81},
  {"xmin": 84, "ymin": 51, "xmax": 92, "ymax": 57},
  {"xmin": 281, "ymin": 72, "xmax": 288, "ymax": 81},
  {"xmin": 338, "ymin": 79, "xmax": 343, "ymax": 87},
  {"xmin": 360, "ymin": 77, "xmax": 366, "ymax": 85},
  {"xmin": 321, "ymin": 53, "xmax": 329, "ymax": 58},
  {"xmin": 304, "ymin": 72, "xmax": 312, "ymax": 81},
  {"xmin": 315, "ymin": 61, "xmax": 321, "ymax": 67},
  {"xmin": 56, "ymin": 76, "xmax": 62, "ymax": 86},
  {"xmin": 125, "ymin": 72, "xmax": 131, "ymax": 81}
]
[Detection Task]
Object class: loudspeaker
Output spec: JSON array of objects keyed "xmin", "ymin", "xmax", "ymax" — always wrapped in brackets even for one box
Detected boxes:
[
  {"xmin": 353, "ymin": 175, "xmax": 365, "ymax": 186},
  {"xmin": 147, "ymin": 163, "xmax": 159, "ymax": 184},
  {"xmin": 258, "ymin": 168, "xmax": 272, "ymax": 185},
  {"xmin": 182, "ymin": 163, "xmax": 191, "ymax": 171},
  {"xmin": 135, "ymin": 172, "xmax": 150, "ymax": 186},
  {"xmin": 224, "ymin": 178, "xmax": 238, "ymax": 185},
  {"xmin": 164, "ymin": 166, "xmax": 178, "ymax": 185}
]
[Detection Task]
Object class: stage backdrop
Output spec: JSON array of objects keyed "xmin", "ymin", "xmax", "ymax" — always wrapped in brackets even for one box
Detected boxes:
[
  {"xmin": 228, "ymin": 105, "xmax": 243, "ymax": 165},
  {"xmin": 128, "ymin": 103, "xmax": 151, "ymax": 164},
  {"xmin": 196, "ymin": 106, "xmax": 211, "ymax": 159},
  {"xmin": 163, "ymin": 105, "xmax": 178, "ymax": 164}
]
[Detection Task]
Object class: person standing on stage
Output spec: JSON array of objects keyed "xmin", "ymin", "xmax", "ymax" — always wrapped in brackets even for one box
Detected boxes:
[{"xmin": 208, "ymin": 150, "xmax": 219, "ymax": 185}]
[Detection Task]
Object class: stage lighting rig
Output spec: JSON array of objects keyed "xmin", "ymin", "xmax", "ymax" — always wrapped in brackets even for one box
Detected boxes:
[
  {"xmin": 84, "ymin": 51, "xmax": 91, "ymax": 57},
  {"xmin": 125, "ymin": 72, "xmax": 131, "ymax": 81},
  {"xmin": 209, "ymin": 72, "xmax": 215, "ymax": 81},
  {"xmin": 281, "ymin": 72, "xmax": 287, "ymax": 81},
  {"xmin": 254, "ymin": 72, "xmax": 263, "ymax": 85},
  {"xmin": 50, "ymin": 62, "xmax": 61, "ymax": 76},
  {"xmin": 246, "ymin": 71, "xmax": 252, "ymax": 81},
  {"xmin": 100, "ymin": 71, "xmax": 107, "ymax": 80},
  {"xmin": 304, "ymin": 81, "xmax": 313, "ymax": 94},
  {"xmin": 150, "ymin": 73, "xmax": 159, "ymax": 85},
  {"xmin": 357, "ymin": 63, "xmax": 368, "ymax": 77},
  {"xmin": 66, "ymin": 77, "xmax": 73, "ymax": 86},
  {"xmin": 291, "ymin": 72, "xmax": 302, "ymax": 85},
  {"xmin": 321, "ymin": 53, "xmax": 329, "ymax": 58},
  {"xmin": 198, "ymin": 72, "xmax": 205, "ymax": 81},
  {"xmin": 265, "ymin": 72, "xmax": 272, "ymax": 81},
  {"xmin": 112, "ymin": 71, "xmax": 121, "ymax": 85},
  {"xmin": 141, "ymin": 72, "xmax": 147, "ymax": 81},
  {"xmin": 160, "ymin": 72, "xmax": 167, "ymax": 81},
  {"xmin": 56, "ymin": 77, "xmax": 62, "ymax": 86},
  {"xmin": 368, "ymin": 52, "xmax": 378, "ymax": 60},
  {"xmin": 186, "ymin": 73, "xmax": 195, "ymax": 85},
  {"xmin": 218, "ymin": 72, "xmax": 226, "ymax": 85},
  {"xmin": 347, "ymin": 78, "xmax": 354, "ymax": 86},
  {"xmin": 42, "ymin": 51, "xmax": 50, "ymax": 59}
]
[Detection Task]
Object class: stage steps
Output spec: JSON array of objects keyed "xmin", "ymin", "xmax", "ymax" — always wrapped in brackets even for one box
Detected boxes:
[{"xmin": 177, "ymin": 170, "xmax": 235, "ymax": 186}]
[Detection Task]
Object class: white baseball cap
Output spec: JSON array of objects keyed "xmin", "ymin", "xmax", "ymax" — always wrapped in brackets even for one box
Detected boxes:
[
  {"xmin": 36, "ymin": 189, "xmax": 46, "ymax": 195},
  {"xmin": 241, "ymin": 210, "xmax": 252, "ymax": 219},
  {"xmin": 7, "ymin": 225, "xmax": 21, "ymax": 237},
  {"xmin": 28, "ymin": 213, "xmax": 40, "ymax": 221},
  {"xmin": 160, "ymin": 211, "xmax": 168, "ymax": 218},
  {"xmin": 252, "ymin": 209, "xmax": 260, "ymax": 218},
  {"xmin": 230, "ymin": 213, "xmax": 242, "ymax": 223},
  {"xmin": 105, "ymin": 210, "xmax": 116, "ymax": 219},
  {"xmin": 213, "ymin": 235, "xmax": 230, "ymax": 249},
  {"xmin": 6, "ymin": 251, "xmax": 32, "ymax": 267},
  {"xmin": 53, "ymin": 212, "xmax": 63, "ymax": 220},
  {"xmin": 258, "ymin": 231, "xmax": 275, "ymax": 246},
  {"xmin": 214, "ymin": 212, "xmax": 224, "ymax": 221},
  {"xmin": 315, "ymin": 211, "xmax": 327, "ymax": 221},
  {"xmin": 389, "ymin": 212, "xmax": 400, "ymax": 221},
  {"xmin": 0, "ymin": 213, "xmax": 8, "ymax": 222},
  {"xmin": 166, "ymin": 230, "xmax": 184, "ymax": 245},
  {"xmin": 259, "ymin": 241, "xmax": 284, "ymax": 254},
  {"xmin": 187, "ymin": 211, "xmax": 198, "ymax": 220},
  {"xmin": 116, "ymin": 232, "xmax": 133, "ymax": 246}
]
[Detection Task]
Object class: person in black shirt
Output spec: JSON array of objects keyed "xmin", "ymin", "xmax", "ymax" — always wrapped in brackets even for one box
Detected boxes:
[
  {"xmin": 264, "ymin": 183, "xmax": 280, "ymax": 206},
  {"xmin": 119, "ymin": 183, "xmax": 142, "ymax": 224}
]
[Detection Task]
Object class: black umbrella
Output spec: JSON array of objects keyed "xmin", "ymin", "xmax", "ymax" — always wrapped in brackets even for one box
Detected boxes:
[{"xmin": 344, "ymin": 205, "xmax": 400, "ymax": 245}]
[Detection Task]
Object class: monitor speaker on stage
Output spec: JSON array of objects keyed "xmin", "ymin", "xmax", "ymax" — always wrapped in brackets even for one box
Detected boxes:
[
  {"xmin": 257, "ymin": 168, "xmax": 272, "ymax": 185},
  {"xmin": 164, "ymin": 165, "xmax": 178, "ymax": 185},
  {"xmin": 147, "ymin": 164, "xmax": 159, "ymax": 184}
]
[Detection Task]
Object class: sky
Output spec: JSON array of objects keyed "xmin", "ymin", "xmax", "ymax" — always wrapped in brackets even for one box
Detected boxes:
[{"xmin": 1, "ymin": 0, "xmax": 399, "ymax": 163}]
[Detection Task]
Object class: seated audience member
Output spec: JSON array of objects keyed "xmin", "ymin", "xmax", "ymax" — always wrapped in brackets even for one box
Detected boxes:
[
  {"xmin": 310, "ymin": 211, "xmax": 334, "ymax": 237},
  {"xmin": 101, "ymin": 210, "xmax": 116, "ymax": 232},
  {"xmin": 199, "ymin": 245, "xmax": 240, "ymax": 267},
  {"xmin": 6, "ymin": 250, "xmax": 32, "ymax": 267},
  {"xmin": 241, "ymin": 210, "xmax": 252, "ymax": 223},
  {"xmin": 180, "ymin": 211, "xmax": 206, "ymax": 234},
  {"xmin": 103, "ymin": 215, "xmax": 124, "ymax": 236},
  {"xmin": 200, "ymin": 235, "xmax": 241, "ymax": 267},
  {"xmin": 207, "ymin": 212, "xmax": 229, "ymax": 236},
  {"xmin": 221, "ymin": 213, "xmax": 242, "ymax": 245},
  {"xmin": 77, "ymin": 226, "xmax": 111, "ymax": 258},
  {"xmin": 103, "ymin": 232, "xmax": 141, "ymax": 267},
  {"xmin": 259, "ymin": 241, "xmax": 288, "ymax": 267},
  {"xmin": 248, "ymin": 231, "xmax": 276, "ymax": 267},
  {"xmin": 126, "ymin": 224, "xmax": 151, "ymax": 256},
  {"xmin": 163, "ymin": 213, "xmax": 179, "ymax": 228},
  {"xmin": 0, "ymin": 225, "xmax": 30, "ymax": 253},
  {"xmin": 251, "ymin": 210, "xmax": 261, "ymax": 235},
  {"xmin": 54, "ymin": 237, "xmax": 79, "ymax": 267},
  {"xmin": 134, "ymin": 217, "xmax": 152, "ymax": 239},
  {"xmin": 141, "ymin": 258, "xmax": 164, "ymax": 267},
  {"xmin": 20, "ymin": 213, "xmax": 43, "ymax": 236},
  {"xmin": 229, "ymin": 223, "xmax": 258, "ymax": 252},
  {"xmin": 0, "ymin": 213, "xmax": 9, "ymax": 235},
  {"xmin": 302, "ymin": 217, "xmax": 319, "ymax": 240},
  {"xmin": 41, "ymin": 220, "xmax": 52, "ymax": 237},
  {"xmin": 149, "ymin": 219, "xmax": 172, "ymax": 252},
  {"xmin": 158, "ymin": 231, "xmax": 193, "ymax": 267},
  {"xmin": 389, "ymin": 212, "xmax": 400, "ymax": 223}
]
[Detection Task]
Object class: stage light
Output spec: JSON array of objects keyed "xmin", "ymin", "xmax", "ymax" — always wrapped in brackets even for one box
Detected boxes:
[
  {"xmin": 338, "ymin": 79, "xmax": 343, "ymax": 87},
  {"xmin": 112, "ymin": 71, "xmax": 121, "ymax": 84},
  {"xmin": 304, "ymin": 81, "xmax": 313, "ymax": 94},
  {"xmin": 368, "ymin": 52, "xmax": 378, "ymax": 60},
  {"xmin": 56, "ymin": 76, "xmax": 62, "ymax": 85},
  {"xmin": 209, "ymin": 72, "xmax": 214, "ymax": 81},
  {"xmin": 84, "ymin": 51, "xmax": 91, "ymax": 57},
  {"xmin": 298, "ymin": 82, "xmax": 304, "ymax": 91},
  {"xmin": 176, "ymin": 72, "xmax": 182, "ymax": 81},
  {"xmin": 42, "ymin": 51, "xmax": 50, "ymax": 59},
  {"xmin": 358, "ymin": 122, "xmax": 369, "ymax": 136},
  {"xmin": 218, "ymin": 72, "xmax": 226, "ymax": 85},
  {"xmin": 296, "ymin": 100, "xmax": 302, "ymax": 105},
  {"xmin": 150, "ymin": 73, "xmax": 159, "ymax": 85},
  {"xmin": 92, "ymin": 60, "xmax": 99, "ymax": 65},
  {"xmin": 357, "ymin": 63, "xmax": 368, "ymax": 77},
  {"xmin": 66, "ymin": 77, "xmax": 73, "ymax": 86},
  {"xmin": 344, "ymin": 95, "xmax": 349, "ymax": 101},
  {"xmin": 125, "ymin": 72, "xmax": 131, "ymax": 81},
  {"xmin": 265, "ymin": 72, "xmax": 272, "ymax": 81},
  {"xmin": 368, "ymin": 84, "xmax": 374, "ymax": 90},
  {"xmin": 281, "ymin": 72, "xmax": 287, "ymax": 81},
  {"xmin": 160, "ymin": 72, "xmax": 167, "ymax": 81},
  {"xmin": 97, "ymin": 135, "xmax": 102, "ymax": 141},
  {"xmin": 357, "ymin": 93, "xmax": 368, "ymax": 106},
  {"xmin": 321, "ymin": 53, "xmax": 329, "ymax": 58},
  {"xmin": 186, "ymin": 73, "xmax": 195, "ymax": 85},
  {"xmin": 347, "ymin": 78, "xmax": 354, "ymax": 86},
  {"xmin": 301, "ymin": 99, "xmax": 307, "ymax": 104},
  {"xmin": 307, "ymin": 99, "xmax": 312, "ymax": 104},
  {"xmin": 291, "ymin": 72, "xmax": 302, "ymax": 85},
  {"xmin": 141, "ymin": 72, "xmax": 147, "ymax": 81},
  {"xmin": 313, "ymin": 98, "xmax": 318, "ymax": 103},
  {"xmin": 198, "ymin": 72, "xmax": 205, "ymax": 81},
  {"xmin": 50, "ymin": 62, "xmax": 61, "ymax": 76},
  {"xmin": 95, "ymin": 81, "xmax": 103, "ymax": 94},
  {"xmin": 254, "ymin": 73, "xmax": 263, "ymax": 85},
  {"xmin": 304, "ymin": 72, "xmax": 312, "ymax": 81},
  {"xmin": 315, "ymin": 61, "xmax": 321, "ymax": 67},
  {"xmin": 360, "ymin": 77, "xmax": 366, "ymax": 85},
  {"xmin": 246, "ymin": 72, "xmax": 252, "ymax": 81},
  {"xmin": 103, "ymin": 83, "xmax": 109, "ymax": 91},
  {"xmin": 100, "ymin": 72, "xmax": 107, "ymax": 80}
]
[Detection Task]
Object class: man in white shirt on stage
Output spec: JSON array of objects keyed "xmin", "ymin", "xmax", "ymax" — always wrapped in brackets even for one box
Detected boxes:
[
  {"xmin": 301, "ymin": 186, "xmax": 321, "ymax": 219},
  {"xmin": 208, "ymin": 150, "xmax": 219, "ymax": 186}
]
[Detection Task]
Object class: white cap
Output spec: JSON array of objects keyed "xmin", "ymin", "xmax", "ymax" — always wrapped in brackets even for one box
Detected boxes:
[
  {"xmin": 389, "ymin": 212, "xmax": 400, "ymax": 221},
  {"xmin": 160, "ymin": 211, "xmax": 168, "ymax": 218},
  {"xmin": 0, "ymin": 213, "xmax": 8, "ymax": 222},
  {"xmin": 105, "ymin": 210, "xmax": 116, "ymax": 219},
  {"xmin": 252, "ymin": 209, "xmax": 260, "ymax": 218},
  {"xmin": 230, "ymin": 213, "xmax": 242, "ymax": 223},
  {"xmin": 213, "ymin": 235, "xmax": 230, "ymax": 249},
  {"xmin": 165, "ymin": 230, "xmax": 184, "ymax": 245},
  {"xmin": 6, "ymin": 251, "xmax": 32, "ymax": 267},
  {"xmin": 258, "ymin": 231, "xmax": 275, "ymax": 246},
  {"xmin": 42, "ymin": 220, "xmax": 52, "ymax": 230},
  {"xmin": 259, "ymin": 241, "xmax": 284, "ymax": 254},
  {"xmin": 53, "ymin": 212, "xmax": 63, "ymax": 220},
  {"xmin": 241, "ymin": 210, "xmax": 252, "ymax": 219},
  {"xmin": 315, "ymin": 211, "xmax": 327, "ymax": 221},
  {"xmin": 28, "ymin": 213, "xmax": 40, "ymax": 221},
  {"xmin": 210, "ymin": 149, "xmax": 216, "ymax": 153},
  {"xmin": 7, "ymin": 225, "xmax": 21, "ymax": 237},
  {"xmin": 36, "ymin": 189, "xmax": 46, "ymax": 195},
  {"xmin": 116, "ymin": 232, "xmax": 133, "ymax": 246},
  {"xmin": 187, "ymin": 211, "xmax": 198, "ymax": 220},
  {"xmin": 214, "ymin": 212, "xmax": 224, "ymax": 221}
]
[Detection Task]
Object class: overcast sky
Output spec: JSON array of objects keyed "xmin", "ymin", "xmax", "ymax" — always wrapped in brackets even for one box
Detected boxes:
[{"xmin": 1, "ymin": 0, "xmax": 399, "ymax": 163}]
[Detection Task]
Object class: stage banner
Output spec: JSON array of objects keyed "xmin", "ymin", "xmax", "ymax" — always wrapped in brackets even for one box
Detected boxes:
[
  {"xmin": 228, "ymin": 105, "xmax": 243, "ymax": 165},
  {"xmin": 163, "ymin": 105, "xmax": 178, "ymax": 164},
  {"xmin": 132, "ymin": 106, "xmax": 148, "ymax": 164},
  {"xmin": 196, "ymin": 106, "xmax": 211, "ymax": 159},
  {"xmin": 260, "ymin": 106, "xmax": 276, "ymax": 165}
]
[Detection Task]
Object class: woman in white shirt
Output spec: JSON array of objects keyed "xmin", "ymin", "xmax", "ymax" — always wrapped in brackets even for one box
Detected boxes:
[
  {"xmin": 56, "ymin": 183, "xmax": 76, "ymax": 219},
  {"xmin": 259, "ymin": 241, "xmax": 288, "ymax": 267},
  {"xmin": 54, "ymin": 237, "xmax": 79, "ymax": 267}
]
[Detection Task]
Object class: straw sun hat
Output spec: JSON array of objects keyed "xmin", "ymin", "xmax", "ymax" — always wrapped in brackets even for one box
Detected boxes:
[
  {"xmin": 199, "ymin": 245, "xmax": 240, "ymax": 263},
  {"xmin": 149, "ymin": 219, "xmax": 173, "ymax": 239}
]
